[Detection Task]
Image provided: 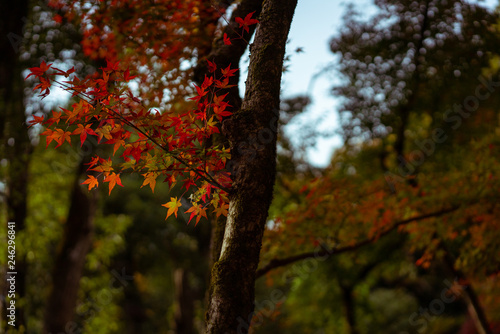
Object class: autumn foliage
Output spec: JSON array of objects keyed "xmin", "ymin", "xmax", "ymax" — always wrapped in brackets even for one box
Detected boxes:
[{"xmin": 26, "ymin": 3, "xmax": 259, "ymax": 223}]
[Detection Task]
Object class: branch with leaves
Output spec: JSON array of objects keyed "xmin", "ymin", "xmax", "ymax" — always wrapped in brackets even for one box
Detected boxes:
[{"xmin": 256, "ymin": 205, "xmax": 460, "ymax": 278}]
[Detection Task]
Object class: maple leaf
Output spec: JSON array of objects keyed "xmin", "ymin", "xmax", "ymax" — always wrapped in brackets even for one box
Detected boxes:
[
  {"xmin": 34, "ymin": 77, "xmax": 52, "ymax": 98},
  {"xmin": 223, "ymin": 33, "xmax": 232, "ymax": 45},
  {"xmin": 207, "ymin": 59, "xmax": 217, "ymax": 73},
  {"xmin": 214, "ymin": 202, "xmax": 229, "ymax": 218},
  {"xmin": 40, "ymin": 128, "xmax": 55, "ymax": 148},
  {"xmin": 189, "ymin": 84, "xmax": 208, "ymax": 103},
  {"xmin": 89, "ymin": 158, "xmax": 114, "ymax": 174},
  {"xmin": 221, "ymin": 64, "xmax": 237, "ymax": 78},
  {"xmin": 201, "ymin": 75, "xmax": 214, "ymax": 90},
  {"xmin": 48, "ymin": 128, "xmax": 72, "ymax": 148},
  {"xmin": 25, "ymin": 61, "xmax": 52, "ymax": 80},
  {"xmin": 86, "ymin": 156, "xmax": 100, "ymax": 169},
  {"xmin": 73, "ymin": 123, "xmax": 98, "ymax": 146},
  {"xmin": 123, "ymin": 68, "xmax": 137, "ymax": 81},
  {"xmin": 235, "ymin": 11, "xmax": 259, "ymax": 33},
  {"xmin": 104, "ymin": 172, "xmax": 123, "ymax": 195},
  {"xmin": 95, "ymin": 124, "xmax": 114, "ymax": 143},
  {"xmin": 82, "ymin": 175, "xmax": 99, "ymax": 191},
  {"xmin": 28, "ymin": 115, "xmax": 44, "ymax": 128},
  {"xmin": 102, "ymin": 59, "xmax": 120, "ymax": 72},
  {"xmin": 162, "ymin": 197, "xmax": 182, "ymax": 219},
  {"xmin": 141, "ymin": 172, "xmax": 159, "ymax": 193},
  {"xmin": 185, "ymin": 203, "xmax": 208, "ymax": 225},
  {"xmin": 215, "ymin": 77, "xmax": 234, "ymax": 89},
  {"xmin": 44, "ymin": 110, "xmax": 62, "ymax": 126}
]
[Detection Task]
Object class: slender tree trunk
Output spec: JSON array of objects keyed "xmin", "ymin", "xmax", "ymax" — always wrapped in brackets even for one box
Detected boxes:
[
  {"xmin": 174, "ymin": 268, "xmax": 195, "ymax": 334},
  {"xmin": 394, "ymin": 0, "xmax": 429, "ymax": 165},
  {"xmin": 1, "ymin": 0, "xmax": 31, "ymax": 330},
  {"xmin": 42, "ymin": 160, "xmax": 97, "ymax": 334},
  {"xmin": 442, "ymin": 249, "xmax": 492, "ymax": 334},
  {"xmin": 340, "ymin": 285, "xmax": 359, "ymax": 334},
  {"xmin": 205, "ymin": 0, "xmax": 297, "ymax": 332}
]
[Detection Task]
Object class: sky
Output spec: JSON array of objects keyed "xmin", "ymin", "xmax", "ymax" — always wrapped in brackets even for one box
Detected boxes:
[
  {"xmin": 279, "ymin": 0, "xmax": 377, "ymax": 167},
  {"xmin": 276, "ymin": 0, "xmax": 499, "ymax": 167}
]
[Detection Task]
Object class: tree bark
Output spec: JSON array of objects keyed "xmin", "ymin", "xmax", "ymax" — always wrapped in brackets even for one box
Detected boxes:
[
  {"xmin": 42, "ymin": 160, "xmax": 97, "ymax": 334},
  {"xmin": 193, "ymin": 0, "xmax": 263, "ymax": 270},
  {"xmin": 205, "ymin": 0, "xmax": 297, "ymax": 332},
  {"xmin": 1, "ymin": 0, "xmax": 31, "ymax": 330}
]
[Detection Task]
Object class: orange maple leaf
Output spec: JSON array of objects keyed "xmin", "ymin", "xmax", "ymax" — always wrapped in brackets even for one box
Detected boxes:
[
  {"xmin": 104, "ymin": 172, "xmax": 123, "ymax": 195},
  {"xmin": 28, "ymin": 115, "xmax": 45, "ymax": 128},
  {"xmin": 185, "ymin": 203, "xmax": 208, "ymax": 225},
  {"xmin": 162, "ymin": 197, "xmax": 182, "ymax": 219},
  {"xmin": 213, "ymin": 202, "xmax": 229, "ymax": 218},
  {"xmin": 141, "ymin": 172, "xmax": 159, "ymax": 193},
  {"xmin": 73, "ymin": 123, "xmax": 98, "ymax": 146},
  {"xmin": 45, "ymin": 128, "xmax": 72, "ymax": 148},
  {"xmin": 82, "ymin": 175, "xmax": 99, "ymax": 191}
]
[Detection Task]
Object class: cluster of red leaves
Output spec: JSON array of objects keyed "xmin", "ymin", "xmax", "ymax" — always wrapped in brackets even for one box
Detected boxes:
[
  {"xmin": 29, "ymin": 2, "xmax": 260, "ymax": 224},
  {"xmin": 26, "ymin": 59, "xmax": 241, "ymax": 223},
  {"xmin": 48, "ymin": 0, "xmax": 223, "ymax": 107}
]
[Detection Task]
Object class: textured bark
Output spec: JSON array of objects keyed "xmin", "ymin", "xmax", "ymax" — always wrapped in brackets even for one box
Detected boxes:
[
  {"xmin": 1, "ymin": 0, "xmax": 30, "ymax": 330},
  {"xmin": 42, "ymin": 161, "xmax": 97, "ymax": 334},
  {"xmin": 194, "ymin": 0, "xmax": 263, "ymax": 110},
  {"xmin": 194, "ymin": 0, "xmax": 264, "ymax": 269},
  {"xmin": 209, "ymin": 213, "xmax": 226, "ymax": 266},
  {"xmin": 205, "ymin": 0, "xmax": 297, "ymax": 332}
]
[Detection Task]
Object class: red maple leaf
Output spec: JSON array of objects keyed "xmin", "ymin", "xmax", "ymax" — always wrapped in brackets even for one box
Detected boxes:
[
  {"xmin": 223, "ymin": 33, "xmax": 231, "ymax": 45},
  {"xmin": 27, "ymin": 115, "xmax": 44, "ymax": 128},
  {"xmin": 235, "ymin": 11, "xmax": 259, "ymax": 33},
  {"xmin": 221, "ymin": 64, "xmax": 237, "ymax": 78},
  {"xmin": 207, "ymin": 59, "xmax": 217, "ymax": 73},
  {"xmin": 25, "ymin": 61, "xmax": 52, "ymax": 80}
]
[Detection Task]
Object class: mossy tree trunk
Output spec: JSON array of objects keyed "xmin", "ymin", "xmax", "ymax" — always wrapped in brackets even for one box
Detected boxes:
[{"xmin": 205, "ymin": 0, "xmax": 297, "ymax": 332}]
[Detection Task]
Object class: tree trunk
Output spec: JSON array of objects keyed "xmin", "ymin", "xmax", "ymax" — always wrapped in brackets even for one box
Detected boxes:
[
  {"xmin": 1, "ymin": 0, "xmax": 31, "ymax": 330},
  {"xmin": 442, "ymin": 249, "xmax": 492, "ymax": 334},
  {"xmin": 42, "ymin": 160, "xmax": 97, "ymax": 334},
  {"xmin": 340, "ymin": 285, "xmax": 359, "ymax": 334},
  {"xmin": 205, "ymin": 0, "xmax": 297, "ymax": 332},
  {"xmin": 174, "ymin": 268, "xmax": 195, "ymax": 334}
]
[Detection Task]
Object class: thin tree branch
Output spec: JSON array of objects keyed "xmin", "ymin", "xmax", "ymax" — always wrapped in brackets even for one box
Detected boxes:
[{"xmin": 256, "ymin": 205, "xmax": 460, "ymax": 278}]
